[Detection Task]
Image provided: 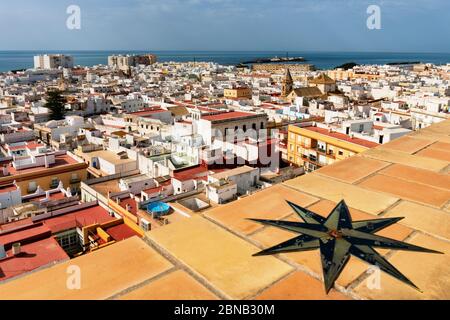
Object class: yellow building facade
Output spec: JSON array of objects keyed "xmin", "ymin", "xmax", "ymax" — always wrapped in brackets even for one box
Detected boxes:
[
  {"xmin": 287, "ymin": 125, "xmax": 375, "ymax": 172},
  {"xmin": 223, "ymin": 87, "xmax": 252, "ymax": 99},
  {"xmin": 0, "ymin": 160, "xmax": 88, "ymax": 194}
]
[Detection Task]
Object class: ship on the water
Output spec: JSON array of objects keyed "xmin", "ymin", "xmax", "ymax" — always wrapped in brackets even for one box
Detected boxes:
[{"xmin": 240, "ymin": 55, "xmax": 307, "ymax": 65}]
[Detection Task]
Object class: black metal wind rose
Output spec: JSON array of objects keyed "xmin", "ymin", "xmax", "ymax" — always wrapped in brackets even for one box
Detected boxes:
[{"xmin": 250, "ymin": 200, "xmax": 443, "ymax": 294}]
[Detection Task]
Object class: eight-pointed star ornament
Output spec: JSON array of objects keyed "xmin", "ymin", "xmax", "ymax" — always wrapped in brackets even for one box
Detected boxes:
[{"xmin": 250, "ymin": 200, "xmax": 443, "ymax": 294}]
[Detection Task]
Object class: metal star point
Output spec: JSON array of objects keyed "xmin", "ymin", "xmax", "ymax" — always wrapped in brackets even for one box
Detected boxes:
[{"xmin": 249, "ymin": 200, "xmax": 443, "ymax": 294}]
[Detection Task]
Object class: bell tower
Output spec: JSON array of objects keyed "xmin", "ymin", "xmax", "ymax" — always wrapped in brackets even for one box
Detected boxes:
[{"xmin": 281, "ymin": 68, "xmax": 293, "ymax": 97}]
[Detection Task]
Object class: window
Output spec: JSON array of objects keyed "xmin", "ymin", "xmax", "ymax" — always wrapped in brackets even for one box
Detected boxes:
[
  {"xmin": 71, "ymin": 173, "xmax": 80, "ymax": 183},
  {"xmin": 338, "ymin": 150, "xmax": 344, "ymax": 156},
  {"xmin": 50, "ymin": 177, "xmax": 60, "ymax": 188},
  {"xmin": 261, "ymin": 122, "xmax": 264, "ymax": 129}
]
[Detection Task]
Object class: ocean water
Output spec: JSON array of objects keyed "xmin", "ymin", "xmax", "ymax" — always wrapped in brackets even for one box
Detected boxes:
[{"xmin": 1, "ymin": 50, "xmax": 450, "ymax": 72}]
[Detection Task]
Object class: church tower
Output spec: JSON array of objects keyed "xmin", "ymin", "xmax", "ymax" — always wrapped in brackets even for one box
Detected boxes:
[{"xmin": 281, "ymin": 68, "xmax": 293, "ymax": 97}]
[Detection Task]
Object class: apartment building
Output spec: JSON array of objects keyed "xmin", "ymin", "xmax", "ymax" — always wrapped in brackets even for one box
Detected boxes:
[
  {"xmin": 0, "ymin": 149, "xmax": 88, "ymax": 196},
  {"xmin": 197, "ymin": 111, "xmax": 268, "ymax": 146},
  {"xmin": 34, "ymin": 54, "xmax": 74, "ymax": 69},
  {"xmin": 223, "ymin": 87, "xmax": 252, "ymax": 99},
  {"xmin": 108, "ymin": 54, "xmax": 157, "ymax": 70},
  {"xmin": 287, "ymin": 124, "xmax": 378, "ymax": 172}
]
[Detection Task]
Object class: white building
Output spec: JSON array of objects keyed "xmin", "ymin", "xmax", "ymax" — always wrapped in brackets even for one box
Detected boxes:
[
  {"xmin": 34, "ymin": 54, "xmax": 74, "ymax": 69},
  {"xmin": 208, "ymin": 166, "xmax": 259, "ymax": 196}
]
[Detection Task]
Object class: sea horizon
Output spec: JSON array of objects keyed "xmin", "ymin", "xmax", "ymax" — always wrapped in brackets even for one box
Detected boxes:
[{"xmin": 1, "ymin": 50, "xmax": 450, "ymax": 72}]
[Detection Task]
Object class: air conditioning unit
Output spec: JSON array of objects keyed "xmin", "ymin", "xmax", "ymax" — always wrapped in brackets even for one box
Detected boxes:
[{"xmin": 140, "ymin": 218, "xmax": 151, "ymax": 232}]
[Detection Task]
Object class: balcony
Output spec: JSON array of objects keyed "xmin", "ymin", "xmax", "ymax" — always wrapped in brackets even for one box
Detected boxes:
[{"xmin": 306, "ymin": 156, "xmax": 327, "ymax": 168}]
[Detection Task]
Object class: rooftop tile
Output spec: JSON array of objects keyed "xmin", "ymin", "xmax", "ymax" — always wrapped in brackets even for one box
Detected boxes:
[
  {"xmin": 255, "ymin": 271, "xmax": 349, "ymax": 300},
  {"xmin": 353, "ymin": 233, "xmax": 450, "ymax": 300},
  {"xmin": 361, "ymin": 148, "xmax": 449, "ymax": 172},
  {"xmin": 358, "ymin": 174, "xmax": 450, "ymax": 208},
  {"xmin": 119, "ymin": 270, "xmax": 218, "ymax": 300},
  {"xmin": 284, "ymin": 174, "xmax": 399, "ymax": 215},
  {"xmin": 316, "ymin": 156, "xmax": 390, "ymax": 184},
  {"xmin": 384, "ymin": 201, "xmax": 450, "ymax": 240},
  {"xmin": 416, "ymin": 148, "xmax": 450, "ymax": 162},
  {"xmin": 378, "ymin": 136, "xmax": 435, "ymax": 154},
  {"xmin": 379, "ymin": 164, "xmax": 450, "ymax": 190},
  {"xmin": 204, "ymin": 185, "xmax": 319, "ymax": 236},
  {"xmin": 146, "ymin": 216, "xmax": 293, "ymax": 299},
  {"xmin": 0, "ymin": 237, "xmax": 173, "ymax": 300}
]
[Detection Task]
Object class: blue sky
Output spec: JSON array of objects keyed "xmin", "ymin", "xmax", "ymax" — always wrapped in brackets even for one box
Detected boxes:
[{"xmin": 1, "ymin": 0, "xmax": 449, "ymax": 52}]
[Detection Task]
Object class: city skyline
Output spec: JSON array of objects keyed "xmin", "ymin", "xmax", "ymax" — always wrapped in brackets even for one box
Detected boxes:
[{"xmin": 1, "ymin": 0, "xmax": 450, "ymax": 52}]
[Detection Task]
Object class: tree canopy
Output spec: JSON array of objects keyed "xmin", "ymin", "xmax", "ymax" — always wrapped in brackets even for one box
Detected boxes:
[{"xmin": 44, "ymin": 89, "xmax": 67, "ymax": 121}]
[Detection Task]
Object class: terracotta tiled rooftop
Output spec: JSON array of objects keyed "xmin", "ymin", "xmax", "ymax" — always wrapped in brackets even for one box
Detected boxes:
[
  {"xmin": 301, "ymin": 126, "xmax": 380, "ymax": 148},
  {"xmin": 201, "ymin": 111, "xmax": 261, "ymax": 122},
  {"xmin": 0, "ymin": 120, "xmax": 449, "ymax": 300}
]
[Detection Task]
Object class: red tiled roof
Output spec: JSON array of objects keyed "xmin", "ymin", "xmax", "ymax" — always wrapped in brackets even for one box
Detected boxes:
[
  {"xmin": 7, "ymin": 154, "xmax": 79, "ymax": 176},
  {"xmin": 0, "ymin": 184, "xmax": 18, "ymax": 193},
  {"xmin": 302, "ymin": 126, "xmax": 379, "ymax": 148},
  {"xmin": 7, "ymin": 142, "xmax": 44, "ymax": 151},
  {"xmin": 173, "ymin": 166, "xmax": 209, "ymax": 181},
  {"xmin": 43, "ymin": 205, "xmax": 114, "ymax": 233},
  {"xmin": 142, "ymin": 185, "xmax": 165, "ymax": 195},
  {"xmin": 0, "ymin": 237, "xmax": 69, "ymax": 281},
  {"xmin": 0, "ymin": 218, "xmax": 33, "ymax": 233},
  {"xmin": 119, "ymin": 198, "xmax": 138, "ymax": 216},
  {"xmin": 105, "ymin": 224, "xmax": 140, "ymax": 241},
  {"xmin": 201, "ymin": 111, "xmax": 259, "ymax": 122},
  {"xmin": 0, "ymin": 224, "xmax": 51, "ymax": 249}
]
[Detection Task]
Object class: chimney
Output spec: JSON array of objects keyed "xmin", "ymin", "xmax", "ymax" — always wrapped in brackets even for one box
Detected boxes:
[
  {"xmin": 0, "ymin": 244, "xmax": 6, "ymax": 259},
  {"xmin": 12, "ymin": 243, "xmax": 21, "ymax": 256}
]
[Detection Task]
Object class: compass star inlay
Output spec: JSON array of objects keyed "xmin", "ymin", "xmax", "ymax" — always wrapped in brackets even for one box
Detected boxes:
[{"xmin": 250, "ymin": 200, "xmax": 442, "ymax": 294}]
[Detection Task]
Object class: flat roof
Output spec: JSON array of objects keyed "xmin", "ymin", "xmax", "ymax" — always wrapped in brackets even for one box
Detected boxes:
[
  {"xmin": 0, "ymin": 237, "xmax": 69, "ymax": 281},
  {"xmin": 42, "ymin": 205, "xmax": 115, "ymax": 233},
  {"xmin": 210, "ymin": 165, "xmax": 257, "ymax": 181},
  {"xmin": 6, "ymin": 154, "xmax": 80, "ymax": 176},
  {"xmin": 78, "ymin": 150, "xmax": 136, "ymax": 165},
  {"xmin": 0, "ymin": 237, "xmax": 173, "ymax": 299}
]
